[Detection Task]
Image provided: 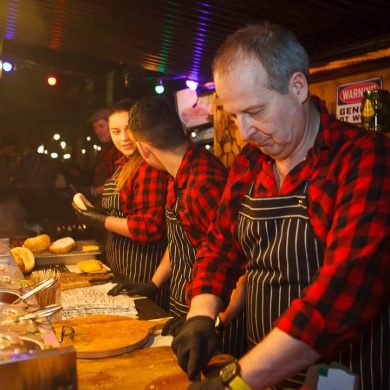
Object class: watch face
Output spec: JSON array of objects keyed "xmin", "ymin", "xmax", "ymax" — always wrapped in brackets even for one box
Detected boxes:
[{"xmin": 220, "ymin": 362, "xmax": 238, "ymax": 383}]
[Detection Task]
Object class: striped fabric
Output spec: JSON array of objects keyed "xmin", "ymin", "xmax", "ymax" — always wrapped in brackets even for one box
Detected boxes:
[{"xmin": 102, "ymin": 166, "xmax": 169, "ymax": 311}]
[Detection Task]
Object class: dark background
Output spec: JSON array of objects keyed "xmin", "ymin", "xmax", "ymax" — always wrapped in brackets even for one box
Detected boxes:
[{"xmin": 1, "ymin": 0, "xmax": 389, "ymax": 144}]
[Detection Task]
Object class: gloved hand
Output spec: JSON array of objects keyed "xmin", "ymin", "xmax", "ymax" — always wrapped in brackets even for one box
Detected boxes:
[
  {"xmin": 161, "ymin": 315, "xmax": 186, "ymax": 337},
  {"xmin": 172, "ymin": 316, "xmax": 218, "ymax": 380},
  {"xmin": 72, "ymin": 203, "xmax": 107, "ymax": 228},
  {"xmin": 107, "ymin": 280, "xmax": 158, "ymax": 298},
  {"xmin": 188, "ymin": 376, "xmax": 224, "ymax": 390}
]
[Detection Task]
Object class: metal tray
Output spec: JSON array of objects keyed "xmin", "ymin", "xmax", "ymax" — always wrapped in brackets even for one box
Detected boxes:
[{"xmin": 34, "ymin": 240, "xmax": 104, "ymax": 266}]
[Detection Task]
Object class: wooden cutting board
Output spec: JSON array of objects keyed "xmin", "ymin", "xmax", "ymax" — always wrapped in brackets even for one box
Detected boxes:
[
  {"xmin": 77, "ymin": 346, "xmax": 191, "ymax": 390},
  {"xmin": 53, "ymin": 315, "xmax": 168, "ymax": 358},
  {"xmin": 59, "ymin": 272, "xmax": 110, "ymax": 290}
]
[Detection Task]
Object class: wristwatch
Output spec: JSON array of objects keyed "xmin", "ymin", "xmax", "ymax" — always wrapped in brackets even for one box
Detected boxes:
[
  {"xmin": 220, "ymin": 360, "xmax": 252, "ymax": 390},
  {"xmin": 214, "ymin": 315, "xmax": 225, "ymax": 332}
]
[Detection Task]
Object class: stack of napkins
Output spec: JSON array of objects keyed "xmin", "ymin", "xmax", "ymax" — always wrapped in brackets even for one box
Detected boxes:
[{"xmin": 61, "ymin": 283, "xmax": 138, "ymax": 319}]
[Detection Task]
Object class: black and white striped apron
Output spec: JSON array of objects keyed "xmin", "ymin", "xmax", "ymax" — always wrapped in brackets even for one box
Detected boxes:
[
  {"xmin": 102, "ymin": 166, "xmax": 169, "ymax": 311},
  {"xmin": 237, "ymin": 179, "xmax": 389, "ymax": 390},
  {"xmin": 166, "ymin": 190, "xmax": 247, "ymax": 358}
]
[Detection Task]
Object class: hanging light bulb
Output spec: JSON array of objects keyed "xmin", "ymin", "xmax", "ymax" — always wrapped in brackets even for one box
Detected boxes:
[
  {"xmin": 47, "ymin": 75, "xmax": 57, "ymax": 86},
  {"xmin": 186, "ymin": 79, "xmax": 198, "ymax": 91},
  {"xmin": 1, "ymin": 61, "xmax": 14, "ymax": 72},
  {"xmin": 155, "ymin": 79, "xmax": 165, "ymax": 94}
]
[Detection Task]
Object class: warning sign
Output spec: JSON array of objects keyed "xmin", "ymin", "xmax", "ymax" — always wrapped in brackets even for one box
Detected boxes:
[{"xmin": 336, "ymin": 78, "xmax": 382, "ymax": 124}]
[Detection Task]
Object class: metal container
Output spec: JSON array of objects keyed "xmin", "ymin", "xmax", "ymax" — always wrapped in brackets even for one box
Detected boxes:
[{"xmin": 34, "ymin": 239, "xmax": 103, "ymax": 266}]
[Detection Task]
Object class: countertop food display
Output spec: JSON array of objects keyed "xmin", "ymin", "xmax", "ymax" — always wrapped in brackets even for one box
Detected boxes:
[
  {"xmin": 0, "ymin": 252, "xmax": 77, "ymax": 389},
  {"xmin": 1, "ymin": 236, "xmax": 197, "ymax": 389},
  {"xmin": 33, "ymin": 239, "xmax": 104, "ymax": 266}
]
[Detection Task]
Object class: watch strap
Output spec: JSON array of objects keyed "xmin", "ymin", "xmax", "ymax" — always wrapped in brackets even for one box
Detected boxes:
[{"xmin": 228, "ymin": 374, "xmax": 252, "ymax": 390}]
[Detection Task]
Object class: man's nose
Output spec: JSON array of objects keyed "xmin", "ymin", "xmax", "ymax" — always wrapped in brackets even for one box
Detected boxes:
[{"xmin": 236, "ymin": 114, "xmax": 254, "ymax": 141}]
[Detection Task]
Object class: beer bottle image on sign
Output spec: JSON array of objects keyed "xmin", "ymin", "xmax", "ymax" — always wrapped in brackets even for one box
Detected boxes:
[{"xmin": 361, "ymin": 89, "xmax": 390, "ymax": 133}]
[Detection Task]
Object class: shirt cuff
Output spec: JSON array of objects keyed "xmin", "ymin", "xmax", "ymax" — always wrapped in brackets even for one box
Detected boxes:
[{"xmin": 275, "ymin": 299, "xmax": 333, "ymax": 357}]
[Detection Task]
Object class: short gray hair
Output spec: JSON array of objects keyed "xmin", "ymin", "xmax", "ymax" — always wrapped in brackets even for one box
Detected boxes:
[{"xmin": 212, "ymin": 22, "xmax": 309, "ymax": 94}]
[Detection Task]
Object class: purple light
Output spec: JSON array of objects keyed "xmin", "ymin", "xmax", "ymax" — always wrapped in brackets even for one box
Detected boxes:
[
  {"xmin": 186, "ymin": 80, "xmax": 199, "ymax": 91},
  {"xmin": 1, "ymin": 61, "xmax": 13, "ymax": 72},
  {"xmin": 4, "ymin": 0, "xmax": 19, "ymax": 39}
]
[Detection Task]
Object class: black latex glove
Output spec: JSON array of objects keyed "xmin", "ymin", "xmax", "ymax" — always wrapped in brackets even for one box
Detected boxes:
[
  {"xmin": 172, "ymin": 316, "xmax": 218, "ymax": 380},
  {"xmin": 107, "ymin": 280, "xmax": 158, "ymax": 298},
  {"xmin": 72, "ymin": 203, "xmax": 107, "ymax": 228},
  {"xmin": 188, "ymin": 376, "xmax": 224, "ymax": 390},
  {"xmin": 161, "ymin": 315, "xmax": 186, "ymax": 336}
]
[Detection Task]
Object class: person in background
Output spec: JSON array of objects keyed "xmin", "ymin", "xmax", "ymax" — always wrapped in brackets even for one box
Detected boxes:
[
  {"xmin": 0, "ymin": 140, "xmax": 19, "ymax": 189},
  {"xmin": 13, "ymin": 137, "xmax": 57, "ymax": 188},
  {"xmin": 111, "ymin": 96, "xmax": 247, "ymax": 359},
  {"xmin": 88, "ymin": 107, "xmax": 123, "ymax": 199},
  {"xmin": 172, "ymin": 23, "xmax": 389, "ymax": 389},
  {"xmin": 74, "ymin": 99, "xmax": 169, "ymax": 310}
]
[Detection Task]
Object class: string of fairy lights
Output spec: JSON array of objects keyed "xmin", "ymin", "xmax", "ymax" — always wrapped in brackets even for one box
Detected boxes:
[
  {"xmin": 36, "ymin": 133, "xmax": 101, "ymax": 161},
  {"xmin": 1, "ymin": 54, "xmax": 216, "ymax": 160}
]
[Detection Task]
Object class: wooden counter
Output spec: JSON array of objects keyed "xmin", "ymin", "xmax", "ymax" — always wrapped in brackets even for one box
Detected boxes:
[{"xmin": 77, "ymin": 346, "xmax": 190, "ymax": 390}]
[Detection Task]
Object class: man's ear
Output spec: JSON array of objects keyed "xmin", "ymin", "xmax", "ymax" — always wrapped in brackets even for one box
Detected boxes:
[
  {"xmin": 136, "ymin": 141, "xmax": 151, "ymax": 158},
  {"xmin": 289, "ymin": 72, "xmax": 308, "ymax": 103}
]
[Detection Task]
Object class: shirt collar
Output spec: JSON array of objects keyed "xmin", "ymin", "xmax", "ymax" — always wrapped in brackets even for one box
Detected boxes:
[
  {"xmin": 311, "ymin": 95, "xmax": 331, "ymax": 152},
  {"xmin": 114, "ymin": 154, "xmax": 127, "ymax": 168},
  {"xmin": 174, "ymin": 142, "xmax": 197, "ymax": 190}
]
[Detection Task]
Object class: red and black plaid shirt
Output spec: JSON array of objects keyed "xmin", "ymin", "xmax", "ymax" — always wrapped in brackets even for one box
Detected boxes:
[
  {"xmin": 102, "ymin": 142, "xmax": 123, "ymax": 177},
  {"xmin": 94, "ymin": 142, "xmax": 123, "ymax": 186},
  {"xmin": 118, "ymin": 155, "xmax": 169, "ymax": 243},
  {"xmin": 189, "ymin": 97, "xmax": 390, "ymax": 356},
  {"xmin": 166, "ymin": 143, "xmax": 227, "ymax": 248}
]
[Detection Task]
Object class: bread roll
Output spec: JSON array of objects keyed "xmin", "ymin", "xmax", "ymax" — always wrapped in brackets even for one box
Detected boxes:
[
  {"xmin": 49, "ymin": 237, "xmax": 76, "ymax": 254},
  {"xmin": 24, "ymin": 234, "xmax": 51, "ymax": 253},
  {"xmin": 73, "ymin": 193, "xmax": 94, "ymax": 210},
  {"xmin": 11, "ymin": 247, "xmax": 35, "ymax": 273}
]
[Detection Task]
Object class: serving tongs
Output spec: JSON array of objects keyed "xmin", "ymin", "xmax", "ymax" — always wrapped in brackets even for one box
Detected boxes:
[
  {"xmin": 11, "ymin": 277, "xmax": 57, "ymax": 305},
  {"xmin": 17, "ymin": 304, "xmax": 62, "ymax": 321},
  {"xmin": 0, "ymin": 304, "xmax": 63, "ymax": 325}
]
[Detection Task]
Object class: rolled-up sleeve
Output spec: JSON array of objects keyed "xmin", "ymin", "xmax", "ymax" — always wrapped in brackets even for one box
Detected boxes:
[{"xmin": 120, "ymin": 160, "xmax": 168, "ymax": 243}]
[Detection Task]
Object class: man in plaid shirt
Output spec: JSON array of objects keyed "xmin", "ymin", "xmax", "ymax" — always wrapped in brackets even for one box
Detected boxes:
[
  {"xmin": 121, "ymin": 96, "xmax": 247, "ymax": 358},
  {"xmin": 172, "ymin": 23, "xmax": 389, "ymax": 390}
]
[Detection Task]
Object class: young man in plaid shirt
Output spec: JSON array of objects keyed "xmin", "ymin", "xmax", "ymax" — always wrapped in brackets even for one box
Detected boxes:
[
  {"xmin": 120, "ymin": 96, "xmax": 247, "ymax": 359},
  {"xmin": 172, "ymin": 23, "xmax": 389, "ymax": 390}
]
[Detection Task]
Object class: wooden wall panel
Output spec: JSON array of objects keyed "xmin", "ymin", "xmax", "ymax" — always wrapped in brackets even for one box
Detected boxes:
[{"xmin": 213, "ymin": 93, "xmax": 245, "ymax": 168}]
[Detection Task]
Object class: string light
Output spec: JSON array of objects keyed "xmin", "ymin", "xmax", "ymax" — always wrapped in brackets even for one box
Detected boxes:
[
  {"xmin": 155, "ymin": 79, "xmax": 164, "ymax": 94},
  {"xmin": 186, "ymin": 79, "xmax": 198, "ymax": 91},
  {"xmin": 47, "ymin": 75, "xmax": 57, "ymax": 86},
  {"xmin": 1, "ymin": 61, "xmax": 13, "ymax": 72}
]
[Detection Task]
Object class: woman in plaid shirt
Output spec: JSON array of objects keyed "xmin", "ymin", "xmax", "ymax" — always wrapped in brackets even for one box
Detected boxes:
[
  {"xmin": 73, "ymin": 99, "xmax": 169, "ymax": 310},
  {"xmin": 172, "ymin": 23, "xmax": 389, "ymax": 390}
]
